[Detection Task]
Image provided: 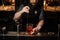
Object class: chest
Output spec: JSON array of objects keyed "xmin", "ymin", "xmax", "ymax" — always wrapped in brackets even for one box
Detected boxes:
[{"xmin": 22, "ymin": 9, "xmax": 41, "ymax": 19}]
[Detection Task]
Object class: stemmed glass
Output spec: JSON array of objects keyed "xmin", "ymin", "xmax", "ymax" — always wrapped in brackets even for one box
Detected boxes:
[
  {"xmin": 2, "ymin": 27, "xmax": 6, "ymax": 40},
  {"xmin": 15, "ymin": 20, "xmax": 20, "ymax": 36}
]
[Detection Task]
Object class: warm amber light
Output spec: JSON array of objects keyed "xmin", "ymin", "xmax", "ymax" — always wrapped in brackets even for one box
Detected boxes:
[
  {"xmin": 0, "ymin": 0, "xmax": 15, "ymax": 11},
  {"xmin": 12, "ymin": 0, "xmax": 15, "ymax": 3},
  {"xmin": 44, "ymin": 0, "xmax": 46, "ymax": 6}
]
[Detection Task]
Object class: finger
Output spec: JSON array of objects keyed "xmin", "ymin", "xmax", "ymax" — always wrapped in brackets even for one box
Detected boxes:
[
  {"xmin": 25, "ymin": 6, "xmax": 30, "ymax": 10},
  {"xmin": 30, "ymin": 28, "xmax": 36, "ymax": 34},
  {"xmin": 26, "ymin": 11, "xmax": 29, "ymax": 13},
  {"xmin": 30, "ymin": 32, "xmax": 34, "ymax": 34}
]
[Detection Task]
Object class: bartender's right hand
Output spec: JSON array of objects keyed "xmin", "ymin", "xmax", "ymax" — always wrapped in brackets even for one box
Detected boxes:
[{"xmin": 21, "ymin": 6, "xmax": 30, "ymax": 13}]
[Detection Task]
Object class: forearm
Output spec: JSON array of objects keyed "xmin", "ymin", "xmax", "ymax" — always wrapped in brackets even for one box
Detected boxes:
[
  {"xmin": 36, "ymin": 20, "xmax": 44, "ymax": 30},
  {"xmin": 13, "ymin": 11, "xmax": 23, "ymax": 21}
]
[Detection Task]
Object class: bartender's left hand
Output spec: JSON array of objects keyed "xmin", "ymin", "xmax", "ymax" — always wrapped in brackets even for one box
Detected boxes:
[{"xmin": 30, "ymin": 27, "xmax": 40, "ymax": 35}]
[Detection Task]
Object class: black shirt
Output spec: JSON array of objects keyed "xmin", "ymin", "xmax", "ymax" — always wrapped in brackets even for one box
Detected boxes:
[{"xmin": 17, "ymin": 4, "xmax": 44, "ymax": 31}]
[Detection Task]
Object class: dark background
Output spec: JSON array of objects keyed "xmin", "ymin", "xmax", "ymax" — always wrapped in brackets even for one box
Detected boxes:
[
  {"xmin": 0, "ymin": 0, "xmax": 58, "ymax": 33},
  {"xmin": 0, "ymin": 0, "xmax": 59, "ymax": 40}
]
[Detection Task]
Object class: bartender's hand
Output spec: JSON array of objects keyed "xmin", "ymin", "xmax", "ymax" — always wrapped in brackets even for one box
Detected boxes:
[
  {"xmin": 21, "ymin": 6, "xmax": 30, "ymax": 13},
  {"xmin": 31, "ymin": 27, "xmax": 40, "ymax": 35}
]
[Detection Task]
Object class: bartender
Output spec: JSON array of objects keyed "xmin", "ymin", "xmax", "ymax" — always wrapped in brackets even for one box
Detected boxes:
[{"xmin": 13, "ymin": 0, "xmax": 44, "ymax": 34}]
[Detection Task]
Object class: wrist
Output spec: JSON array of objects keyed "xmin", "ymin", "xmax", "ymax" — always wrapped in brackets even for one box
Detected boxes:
[{"xmin": 36, "ymin": 26, "xmax": 41, "ymax": 30}]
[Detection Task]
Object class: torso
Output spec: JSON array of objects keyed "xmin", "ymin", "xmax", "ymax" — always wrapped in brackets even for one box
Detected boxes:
[{"xmin": 19, "ymin": 4, "xmax": 42, "ymax": 31}]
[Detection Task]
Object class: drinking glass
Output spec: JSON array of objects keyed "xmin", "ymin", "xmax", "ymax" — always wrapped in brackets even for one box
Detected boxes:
[{"xmin": 26, "ymin": 23, "xmax": 33, "ymax": 35}]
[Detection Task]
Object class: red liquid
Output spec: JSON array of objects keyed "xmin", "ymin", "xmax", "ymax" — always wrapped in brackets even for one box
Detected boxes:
[{"xmin": 26, "ymin": 26, "xmax": 33, "ymax": 35}]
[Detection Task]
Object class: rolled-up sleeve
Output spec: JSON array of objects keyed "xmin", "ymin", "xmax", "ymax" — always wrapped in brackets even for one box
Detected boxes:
[
  {"xmin": 17, "ymin": 4, "xmax": 24, "ymax": 12},
  {"xmin": 39, "ymin": 8, "xmax": 44, "ymax": 20}
]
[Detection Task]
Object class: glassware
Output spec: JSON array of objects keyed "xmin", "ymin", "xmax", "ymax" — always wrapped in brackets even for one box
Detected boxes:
[
  {"xmin": 15, "ymin": 20, "xmax": 20, "ymax": 36},
  {"xmin": 2, "ymin": 27, "xmax": 6, "ymax": 40},
  {"xmin": 26, "ymin": 23, "xmax": 33, "ymax": 35}
]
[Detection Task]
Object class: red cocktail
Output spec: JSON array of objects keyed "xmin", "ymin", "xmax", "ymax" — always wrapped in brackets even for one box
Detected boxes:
[{"xmin": 26, "ymin": 24, "xmax": 33, "ymax": 35}]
